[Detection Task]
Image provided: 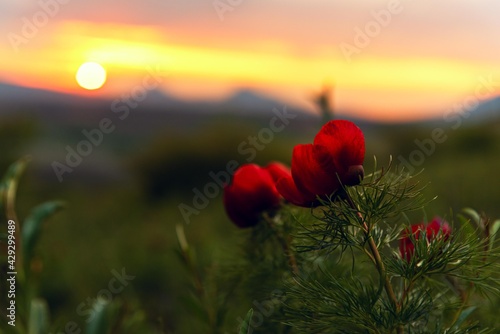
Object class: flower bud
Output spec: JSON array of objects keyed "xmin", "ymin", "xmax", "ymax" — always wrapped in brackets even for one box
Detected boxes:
[
  {"xmin": 223, "ymin": 163, "xmax": 283, "ymax": 228},
  {"xmin": 276, "ymin": 120, "xmax": 365, "ymax": 206},
  {"xmin": 399, "ymin": 217, "xmax": 451, "ymax": 262}
]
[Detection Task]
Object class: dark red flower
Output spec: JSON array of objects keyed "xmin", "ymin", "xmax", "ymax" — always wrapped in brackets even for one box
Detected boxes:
[
  {"xmin": 276, "ymin": 120, "xmax": 365, "ymax": 207},
  {"xmin": 426, "ymin": 218, "xmax": 451, "ymax": 238},
  {"xmin": 223, "ymin": 163, "xmax": 283, "ymax": 228},
  {"xmin": 265, "ymin": 162, "xmax": 292, "ymax": 184},
  {"xmin": 399, "ymin": 223, "xmax": 425, "ymax": 262},
  {"xmin": 399, "ymin": 217, "xmax": 451, "ymax": 262}
]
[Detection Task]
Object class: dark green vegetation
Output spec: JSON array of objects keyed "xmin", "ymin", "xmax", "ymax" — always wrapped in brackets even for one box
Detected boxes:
[{"xmin": 1, "ymin": 108, "xmax": 499, "ymax": 333}]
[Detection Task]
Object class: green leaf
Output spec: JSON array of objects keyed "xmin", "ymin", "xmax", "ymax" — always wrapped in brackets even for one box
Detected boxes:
[
  {"xmin": 461, "ymin": 208, "xmax": 481, "ymax": 228},
  {"xmin": 85, "ymin": 298, "xmax": 111, "ymax": 334},
  {"xmin": 489, "ymin": 219, "xmax": 500, "ymax": 250},
  {"xmin": 452, "ymin": 306, "xmax": 477, "ymax": 329},
  {"xmin": 28, "ymin": 298, "xmax": 50, "ymax": 334},
  {"xmin": 0, "ymin": 157, "xmax": 30, "ymax": 188},
  {"xmin": 22, "ymin": 201, "xmax": 65, "ymax": 270},
  {"xmin": 238, "ymin": 308, "xmax": 254, "ymax": 334},
  {"xmin": 176, "ymin": 224, "xmax": 189, "ymax": 253},
  {"xmin": 459, "ymin": 217, "xmax": 477, "ymax": 240},
  {"xmin": 0, "ymin": 157, "xmax": 30, "ymax": 215}
]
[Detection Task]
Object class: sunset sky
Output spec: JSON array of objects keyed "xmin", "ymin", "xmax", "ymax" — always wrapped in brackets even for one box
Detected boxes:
[{"xmin": 1, "ymin": 0, "xmax": 499, "ymax": 121}]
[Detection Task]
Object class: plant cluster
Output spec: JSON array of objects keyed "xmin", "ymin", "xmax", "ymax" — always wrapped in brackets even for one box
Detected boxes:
[
  {"xmin": 0, "ymin": 159, "xmax": 146, "ymax": 333},
  {"xmin": 207, "ymin": 120, "xmax": 500, "ymax": 333}
]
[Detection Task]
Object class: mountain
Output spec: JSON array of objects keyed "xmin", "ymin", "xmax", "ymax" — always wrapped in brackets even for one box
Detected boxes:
[
  {"xmin": 469, "ymin": 96, "xmax": 500, "ymax": 123},
  {"xmin": 1, "ymin": 82, "xmax": 498, "ymax": 187},
  {"xmin": 0, "ymin": 82, "xmax": 309, "ymax": 115},
  {"xmin": 1, "ymin": 82, "xmax": 498, "ymax": 129},
  {"xmin": 222, "ymin": 89, "xmax": 290, "ymax": 113},
  {"xmin": 0, "ymin": 82, "xmax": 330, "ymax": 149},
  {"xmin": 0, "ymin": 82, "xmax": 77, "ymax": 103}
]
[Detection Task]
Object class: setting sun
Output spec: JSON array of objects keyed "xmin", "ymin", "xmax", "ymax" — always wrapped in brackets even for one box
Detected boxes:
[{"xmin": 76, "ymin": 62, "xmax": 107, "ymax": 90}]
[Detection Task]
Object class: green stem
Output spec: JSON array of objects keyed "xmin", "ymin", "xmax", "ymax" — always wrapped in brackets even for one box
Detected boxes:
[
  {"xmin": 264, "ymin": 214, "xmax": 299, "ymax": 275},
  {"xmin": 448, "ymin": 275, "xmax": 471, "ymax": 327},
  {"xmin": 400, "ymin": 279, "xmax": 415, "ymax": 305},
  {"xmin": 5, "ymin": 173, "xmax": 24, "ymax": 283},
  {"xmin": 176, "ymin": 225, "xmax": 218, "ymax": 330},
  {"xmin": 344, "ymin": 191, "xmax": 403, "ymax": 334},
  {"xmin": 281, "ymin": 235, "xmax": 299, "ymax": 275}
]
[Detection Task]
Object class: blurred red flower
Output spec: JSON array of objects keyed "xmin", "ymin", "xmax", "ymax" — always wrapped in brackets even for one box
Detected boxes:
[
  {"xmin": 276, "ymin": 120, "xmax": 365, "ymax": 207},
  {"xmin": 399, "ymin": 217, "xmax": 451, "ymax": 261},
  {"xmin": 223, "ymin": 163, "xmax": 284, "ymax": 228},
  {"xmin": 265, "ymin": 161, "xmax": 292, "ymax": 184}
]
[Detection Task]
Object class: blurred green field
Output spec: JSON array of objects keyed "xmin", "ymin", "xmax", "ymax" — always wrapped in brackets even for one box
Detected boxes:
[{"xmin": 1, "ymin": 112, "xmax": 500, "ymax": 333}]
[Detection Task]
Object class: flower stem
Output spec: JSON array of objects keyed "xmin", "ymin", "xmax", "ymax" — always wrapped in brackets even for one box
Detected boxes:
[
  {"xmin": 282, "ymin": 235, "xmax": 300, "ymax": 275},
  {"xmin": 448, "ymin": 275, "xmax": 471, "ymax": 327},
  {"xmin": 264, "ymin": 214, "xmax": 299, "ymax": 275},
  {"xmin": 5, "ymin": 167, "xmax": 25, "ymax": 284},
  {"xmin": 343, "ymin": 191, "xmax": 403, "ymax": 334},
  {"xmin": 401, "ymin": 279, "xmax": 415, "ymax": 304}
]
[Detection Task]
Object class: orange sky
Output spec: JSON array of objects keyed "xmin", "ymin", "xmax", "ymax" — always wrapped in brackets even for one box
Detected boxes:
[{"xmin": 1, "ymin": 1, "xmax": 499, "ymax": 121}]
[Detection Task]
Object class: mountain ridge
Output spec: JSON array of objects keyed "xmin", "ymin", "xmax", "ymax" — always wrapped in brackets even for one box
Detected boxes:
[{"xmin": 0, "ymin": 82, "xmax": 498, "ymax": 127}]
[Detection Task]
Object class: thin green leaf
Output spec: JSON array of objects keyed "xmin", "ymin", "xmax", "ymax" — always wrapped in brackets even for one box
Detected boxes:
[
  {"xmin": 461, "ymin": 208, "xmax": 481, "ymax": 228},
  {"xmin": 1, "ymin": 157, "xmax": 30, "ymax": 216},
  {"xmin": 22, "ymin": 201, "xmax": 65, "ymax": 270},
  {"xmin": 0, "ymin": 157, "xmax": 30, "ymax": 189},
  {"xmin": 176, "ymin": 224, "xmax": 189, "ymax": 253},
  {"xmin": 28, "ymin": 298, "xmax": 50, "ymax": 334},
  {"xmin": 239, "ymin": 308, "xmax": 254, "ymax": 334},
  {"xmin": 489, "ymin": 219, "xmax": 500, "ymax": 250},
  {"xmin": 452, "ymin": 306, "xmax": 477, "ymax": 329},
  {"xmin": 85, "ymin": 298, "xmax": 111, "ymax": 334}
]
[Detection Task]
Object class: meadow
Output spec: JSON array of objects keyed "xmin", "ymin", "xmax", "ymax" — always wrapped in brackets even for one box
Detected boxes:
[{"xmin": 1, "ymin": 107, "xmax": 500, "ymax": 333}]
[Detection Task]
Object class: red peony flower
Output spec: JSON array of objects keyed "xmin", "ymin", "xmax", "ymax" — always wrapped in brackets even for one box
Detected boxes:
[
  {"xmin": 265, "ymin": 162, "xmax": 292, "ymax": 184},
  {"xmin": 399, "ymin": 217, "xmax": 451, "ymax": 262},
  {"xmin": 223, "ymin": 163, "xmax": 283, "ymax": 228},
  {"xmin": 426, "ymin": 218, "xmax": 451, "ymax": 238},
  {"xmin": 276, "ymin": 120, "xmax": 365, "ymax": 207}
]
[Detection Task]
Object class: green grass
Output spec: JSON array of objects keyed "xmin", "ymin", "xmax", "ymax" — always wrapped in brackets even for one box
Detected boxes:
[{"xmin": 3, "ymin": 116, "xmax": 500, "ymax": 333}]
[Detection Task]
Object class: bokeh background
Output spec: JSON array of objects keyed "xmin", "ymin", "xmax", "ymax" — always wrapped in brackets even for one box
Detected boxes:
[{"xmin": 1, "ymin": 0, "xmax": 500, "ymax": 332}]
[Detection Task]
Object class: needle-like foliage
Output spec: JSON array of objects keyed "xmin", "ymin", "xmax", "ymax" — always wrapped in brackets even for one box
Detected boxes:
[{"xmin": 186, "ymin": 158, "xmax": 500, "ymax": 333}]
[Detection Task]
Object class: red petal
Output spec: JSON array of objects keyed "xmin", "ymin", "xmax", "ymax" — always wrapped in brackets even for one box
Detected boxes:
[
  {"xmin": 276, "ymin": 173, "xmax": 317, "ymax": 207},
  {"xmin": 313, "ymin": 120, "xmax": 365, "ymax": 174},
  {"xmin": 291, "ymin": 144, "xmax": 341, "ymax": 197},
  {"xmin": 426, "ymin": 217, "xmax": 451, "ymax": 240},
  {"xmin": 265, "ymin": 162, "xmax": 291, "ymax": 185},
  {"xmin": 223, "ymin": 164, "xmax": 281, "ymax": 228},
  {"xmin": 399, "ymin": 223, "xmax": 425, "ymax": 261}
]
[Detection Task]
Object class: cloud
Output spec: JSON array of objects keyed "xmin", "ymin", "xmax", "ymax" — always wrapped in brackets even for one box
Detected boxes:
[
  {"xmin": 3, "ymin": 0, "xmax": 500, "ymax": 65},
  {"xmin": 1, "ymin": 0, "xmax": 499, "ymax": 121}
]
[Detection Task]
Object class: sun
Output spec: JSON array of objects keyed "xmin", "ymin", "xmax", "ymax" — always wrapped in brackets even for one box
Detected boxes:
[{"xmin": 76, "ymin": 62, "xmax": 107, "ymax": 90}]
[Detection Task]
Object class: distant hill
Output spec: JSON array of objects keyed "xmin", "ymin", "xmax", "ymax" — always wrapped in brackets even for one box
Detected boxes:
[
  {"xmin": 0, "ymin": 81, "xmax": 321, "ymax": 154},
  {"xmin": 0, "ymin": 82, "xmax": 305, "ymax": 115},
  {"xmin": 2, "ymin": 82, "xmax": 498, "ymax": 124},
  {"xmin": 1, "ymin": 82, "xmax": 498, "ymax": 187},
  {"xmin": 470, "ymin": 96, "xmax": 500, "ymax": 123},
  {"xmin": 0, "ymin": 82, "xmax": 390, "ymax": 142},
  {"xmin": 1, "ymin": 81, "xmax": 498, "ymax": 140}
]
